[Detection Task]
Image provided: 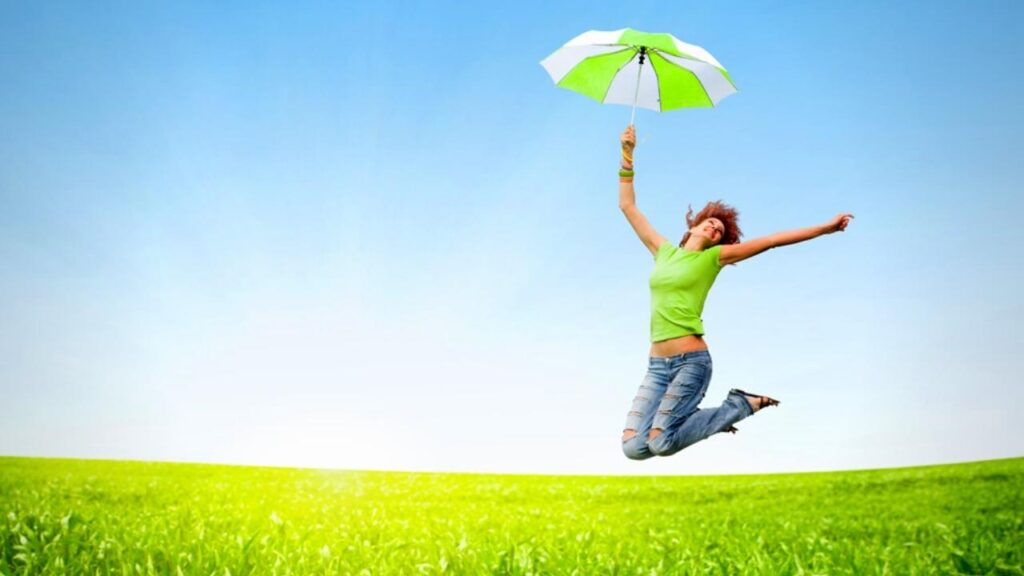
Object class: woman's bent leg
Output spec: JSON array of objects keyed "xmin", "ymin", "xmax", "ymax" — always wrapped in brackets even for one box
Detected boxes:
[
  {"xmin": 647, "ymin": 353, "xmax": 713, "ymax": 456},
  {"xmin": 650, "ymin": 389, "xmax": 754, "ymax": 457},
  {"xmin": 647, "ymin": 352, "xmax": 712, "ymax": 450},
  {"xmin": 621, "ymin": 363, "xmax": 669, "ymax": 460}
]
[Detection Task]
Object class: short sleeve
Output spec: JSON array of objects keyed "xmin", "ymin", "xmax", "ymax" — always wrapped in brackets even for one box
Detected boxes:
[
  {"xmin": 706, "ymin": 244, "xmax": 723, "ymax": 269},
  {"xmin": 654, "ymin": 241, "xmax": 675, "ymax": 262}
]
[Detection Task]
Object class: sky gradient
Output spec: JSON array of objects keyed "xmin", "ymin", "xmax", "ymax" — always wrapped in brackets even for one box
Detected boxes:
[{"xmin": 1, "ymin": 0, "xmax": 1022, "ymax": 474}]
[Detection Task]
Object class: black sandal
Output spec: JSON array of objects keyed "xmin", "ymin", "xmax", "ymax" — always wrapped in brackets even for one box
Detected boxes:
[{"xmin": 731, "ymin": 388, "xmax": 780, "ymax": 411}]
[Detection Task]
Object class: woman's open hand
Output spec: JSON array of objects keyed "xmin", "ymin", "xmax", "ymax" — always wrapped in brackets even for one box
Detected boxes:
[{"xmin": 824, "ymin": 213, "xmax": 855, "ymax": 234}]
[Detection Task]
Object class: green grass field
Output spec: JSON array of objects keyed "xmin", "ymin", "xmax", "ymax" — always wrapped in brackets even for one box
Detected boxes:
[{"xmin": 1, "ymin": 457, "xmax": 1021, "ymax": 575}]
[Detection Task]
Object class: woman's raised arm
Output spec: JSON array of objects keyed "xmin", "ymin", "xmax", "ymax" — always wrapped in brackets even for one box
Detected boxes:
[
  {"xmin": 618, "ymin": 125, "xmax": 667, "ymax": 257},
  {"xmin": 719, "ymin": 213, "xmax": 854, "ymax": 266}
]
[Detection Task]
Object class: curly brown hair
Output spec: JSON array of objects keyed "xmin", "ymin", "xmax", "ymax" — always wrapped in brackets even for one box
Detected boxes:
[{"xmin": 679, "ymin": 200, "xmax": 743, "ymax": 247}]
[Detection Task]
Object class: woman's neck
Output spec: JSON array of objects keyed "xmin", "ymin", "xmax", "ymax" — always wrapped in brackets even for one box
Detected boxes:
[{"xmin": 682, "ymin": 237, "xmax": 708, "ymax": 252}]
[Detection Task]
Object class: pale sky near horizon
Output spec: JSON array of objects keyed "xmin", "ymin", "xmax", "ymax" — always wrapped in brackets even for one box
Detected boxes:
[{"xmin": 1, "ymin": 1, "xmax": 1022, "ymax": 475}]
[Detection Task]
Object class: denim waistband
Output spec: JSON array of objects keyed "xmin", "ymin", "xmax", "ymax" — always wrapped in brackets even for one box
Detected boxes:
[{"xmin": 649, "ymin": 349, "xmax": 711, "ymax": 364}]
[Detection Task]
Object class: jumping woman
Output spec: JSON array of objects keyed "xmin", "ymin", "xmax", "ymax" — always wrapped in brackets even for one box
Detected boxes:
[{"xmin": 617, "ymin": 125, "xmax": 854, "ymax": 460}]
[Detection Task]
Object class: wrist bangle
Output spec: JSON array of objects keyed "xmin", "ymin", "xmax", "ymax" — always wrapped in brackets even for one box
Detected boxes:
[{"xmin": 618, "ymin": 169, "xmax": 635, "ymax": 178}]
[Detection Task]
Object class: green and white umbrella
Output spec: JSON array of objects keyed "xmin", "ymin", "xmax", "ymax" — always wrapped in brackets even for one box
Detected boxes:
[{"xmin": 540, "ymin": 28, "xmax": 737, "ymax": 124}]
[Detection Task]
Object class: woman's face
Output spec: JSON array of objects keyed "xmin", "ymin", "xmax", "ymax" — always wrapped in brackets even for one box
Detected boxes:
[{"xmin": 692, "ymin": 217, "xmax": 725, "ymax": 245}]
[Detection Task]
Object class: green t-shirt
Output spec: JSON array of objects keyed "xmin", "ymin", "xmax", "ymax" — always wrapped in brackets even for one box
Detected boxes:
[{"xmin": 649, "ymin": 242, "xmax": 723, "ymax": 342}]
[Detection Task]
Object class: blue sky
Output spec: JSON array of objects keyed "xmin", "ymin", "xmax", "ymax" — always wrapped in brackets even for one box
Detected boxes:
[{"xmin": 1, "ymin": 1, "xmax": 1022, "ymax": 474}]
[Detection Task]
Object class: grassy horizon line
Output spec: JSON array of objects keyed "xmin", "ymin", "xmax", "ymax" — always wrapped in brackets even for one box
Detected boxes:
[{"xmin": 2, "ymin": 453, "xmax": 1022, "ymax": 478}]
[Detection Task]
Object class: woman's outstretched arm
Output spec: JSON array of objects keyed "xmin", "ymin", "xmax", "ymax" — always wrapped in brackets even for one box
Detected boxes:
[
  {"xmin": 719, "ymin": 213, "xmax": 854, "ymax": 266},
  {"xmin": 618, "ymin": 125, "xmax": 667, "ymax": 257}
]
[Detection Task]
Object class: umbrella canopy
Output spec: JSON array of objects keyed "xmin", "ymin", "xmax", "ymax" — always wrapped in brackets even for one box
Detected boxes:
[{"xmin": 541, "ymin": 28, "xmax": 737, "ymax": 121}]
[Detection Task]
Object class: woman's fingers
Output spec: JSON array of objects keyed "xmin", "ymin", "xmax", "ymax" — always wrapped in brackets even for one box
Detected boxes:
[
  {"xmin": 833, "ymin": 213, "xmax": 854, "ymax": 232},
  {"xmin": 621, "ymin": 126, "xmax": 636, "ymax": 149}
]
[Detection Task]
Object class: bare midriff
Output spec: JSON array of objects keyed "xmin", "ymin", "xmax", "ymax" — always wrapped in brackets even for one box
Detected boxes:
[{"xmin": 650, "ymin": 334, "xmax": 708, "ymax": 358}]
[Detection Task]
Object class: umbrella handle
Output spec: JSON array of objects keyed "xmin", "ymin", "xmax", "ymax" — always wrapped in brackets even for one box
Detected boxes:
[{"xmin": 629, "ymin": 47, "xmax": 647, "ymax": 127}]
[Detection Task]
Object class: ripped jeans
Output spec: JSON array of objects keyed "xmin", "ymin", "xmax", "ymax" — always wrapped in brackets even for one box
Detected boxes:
[{"xmin": 622, "ymin": 350, "xmax": 754, "ymax": 460}]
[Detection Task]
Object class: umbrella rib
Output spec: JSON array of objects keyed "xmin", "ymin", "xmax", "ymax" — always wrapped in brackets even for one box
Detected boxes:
[
  {"xmin": 600, "ymin": 47, "xmax": 640, "ymax": 104},
  {"xmin": 621, "ymin": 47, "xmax": 665, "ymax": 112},
  {"xmin": 647, "ymin": 51, "xmax": 662, "ymax": 112},
  {"xmin": 675, "ymin": 53, "xmax": 719, "ymax": 106},
  {"xmin": 652, "ymin": 51, "xmax": 714, "ymax": 109},
  {"xmin": 699, "ymin": 69, "xmax": 714, "ymax": 106}
]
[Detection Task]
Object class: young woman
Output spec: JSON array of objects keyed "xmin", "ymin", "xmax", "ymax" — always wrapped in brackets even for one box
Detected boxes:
[{"xmin": 617, "ymin": 125, "xmax": 853, "ymax": 460}]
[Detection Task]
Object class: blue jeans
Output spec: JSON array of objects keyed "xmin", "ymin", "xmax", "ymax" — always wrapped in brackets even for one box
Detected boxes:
[{"xmin": 622, "ymin": 350, "xmax": 754, "ymax": 460}]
